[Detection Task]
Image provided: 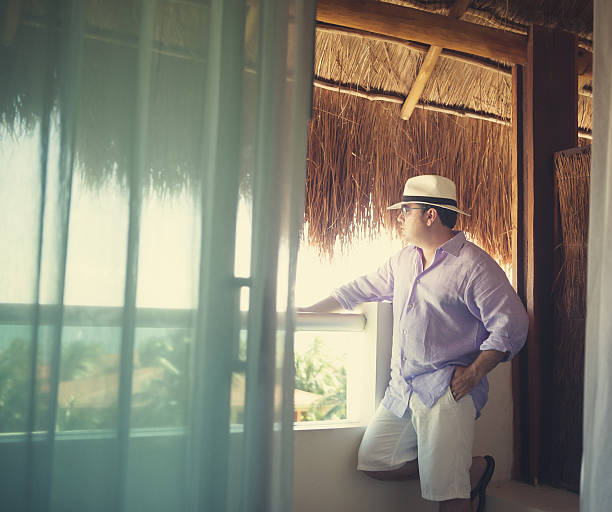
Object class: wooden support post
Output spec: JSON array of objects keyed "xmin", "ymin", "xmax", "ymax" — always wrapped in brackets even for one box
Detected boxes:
[
  {"xmin": 511, "ymin": 63, "xmax": 528, "ymax": 482},
  {"xmin": 518, "ymin": 24, "xmax": 577, "ymax": 485},
  {"xmin": 511, "ymin": 65, "xmax": 524, "ymax": 314}
]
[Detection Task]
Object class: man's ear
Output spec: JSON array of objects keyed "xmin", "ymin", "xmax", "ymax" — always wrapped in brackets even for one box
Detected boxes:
[{"xmin": 426, "ymin": 208, "xmax": 437, "ymax": 226}]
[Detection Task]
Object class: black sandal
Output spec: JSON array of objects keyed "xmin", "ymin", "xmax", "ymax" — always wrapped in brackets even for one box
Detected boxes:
[{"xmin": 470, "ymin": 455, "xmax": 495, "ymax": 512}]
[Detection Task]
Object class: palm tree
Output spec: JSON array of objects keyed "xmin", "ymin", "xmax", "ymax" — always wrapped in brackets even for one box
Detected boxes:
[{"xmin": 294, "ymin": 337, "xmax": 347, "ymax": 421}]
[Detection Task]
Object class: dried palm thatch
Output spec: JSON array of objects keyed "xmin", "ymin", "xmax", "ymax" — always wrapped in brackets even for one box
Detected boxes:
[
  {"xmin": 307, "ymin": 28, "xmax": 515, "ymax": 262},
  {"xmin": 578, "ymin": 93, "xmax": 592, "ymax": 132},
  {"xmin": 314, "ymin": 29, "xmax": 513, "ymax": 121},
  {"xmin": 313, "ymin": 19, "xmax": 592, "ymax": 129},
  {"xmin": 552, "ymin": 144, "xmax": 589, "ymax": 414},
  {"xmin": 549, "ymin": 145, "xmax": 590, "ymax": 490},
  {"xmin": 554, "ymin": 145, "xmax": 590, "ymax": 319},
  {"xmin": 306, "ymin": 87, "xmax": 512, "ymax": 264},
  {"xmin": 305, "ymin": 2, "xmax": 592, "ymax": 260},
  {"xmin": 1, "ymin": 0, "xmax": 210, "ymax": 196}
]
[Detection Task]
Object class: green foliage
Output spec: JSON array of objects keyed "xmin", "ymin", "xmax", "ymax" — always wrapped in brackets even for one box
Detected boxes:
[
  {"xmin": 56, "ymin": 404, "xmax": 117, "ymax": 432},
  {"xmin": 0, "ymin": 328, "xmax": 192, "ymax": 433},
  {"xmin": 0, "ymin": 337, "xmax": 55, "ymax": 432},
  {"xmin": 0, "ymin": 338, "xmax": 36, "ymax": 432},
  {"xmin": 130, "ymin": 331, "xmax": 191, "ymax": 429},
  {"xmin": 56, "ymin": 338, "xmax": 116, "ymax": 431},
  {"xmin": 294, "ymin": 337, "xmax": 347, "ymax": 421},
  {"xmin": 59, "ymin": 340, "xmax": 108, "ymax": 381},
  {"xmin": 0, "ymin": 328, "xmax": 348, "ymax": 430}
]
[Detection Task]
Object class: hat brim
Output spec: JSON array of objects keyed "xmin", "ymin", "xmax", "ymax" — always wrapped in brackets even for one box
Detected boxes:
[{"xmin": 387, "ymin": 200, "xmax": 469, "ymax": 216}]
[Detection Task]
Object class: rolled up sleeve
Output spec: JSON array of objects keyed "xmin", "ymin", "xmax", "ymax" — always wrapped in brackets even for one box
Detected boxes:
[
  {"xmin": 332, "ymin": 257, "xmax": 395, "ymax": 311},
  {"xmin": 465, "ymin": 258, "xmax": 529, "ymax": 361}
]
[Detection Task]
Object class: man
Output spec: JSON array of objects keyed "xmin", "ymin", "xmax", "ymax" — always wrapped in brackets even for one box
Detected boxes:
[{"xmin": 300, "ymin": 175, "xmax": 528, "ymax": 512}]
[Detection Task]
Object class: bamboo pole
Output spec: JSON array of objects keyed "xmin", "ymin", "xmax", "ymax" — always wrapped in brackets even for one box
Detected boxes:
[
  {"xmin": 400, "ymin": 0, "xmax": 471, "ymax": 120},
  {"xmin": 400, "ymin": 46, "xmax": 443, "ymax": 120}
]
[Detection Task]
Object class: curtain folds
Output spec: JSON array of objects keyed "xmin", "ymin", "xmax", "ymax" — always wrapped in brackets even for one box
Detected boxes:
[
  {"xmin": 0, "ymin": 1, "xmax": 316, "ymax": 511},
  {"xmin": 581, "ymin": 0, "xmax": 612, "ymax": 510}
]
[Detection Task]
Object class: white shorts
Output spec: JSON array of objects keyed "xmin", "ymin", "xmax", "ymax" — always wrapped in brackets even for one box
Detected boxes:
[{"xmin": 357, "ymin": 388, "xmax": 476, "ymax": 501}]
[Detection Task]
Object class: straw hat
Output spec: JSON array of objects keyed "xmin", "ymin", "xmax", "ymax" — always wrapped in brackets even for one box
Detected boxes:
[{"xmin": 387, "ymin": 175, "xmax": 469, "ymax": 216}]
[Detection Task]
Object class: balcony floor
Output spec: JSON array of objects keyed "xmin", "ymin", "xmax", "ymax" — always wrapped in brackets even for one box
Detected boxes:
[{"xmin": 487, "ymin": 480, "xmax": 579, "ymax": 512}]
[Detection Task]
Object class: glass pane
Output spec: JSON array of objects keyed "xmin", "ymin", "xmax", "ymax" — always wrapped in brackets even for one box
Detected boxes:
[
  {"xmin": 63, "ymin": 175, "xmax": 128, "ymax": 308},
  {"xmin": 0, "ymin": 126, "xmax": 43, "ymax": 305},
  {"xmin": 294, "ymin": 331, "xmax": 352, "ymax": 422},
  {"xmin": 136, "ymin": 191, "xmax": 201, "ymax": 310}
]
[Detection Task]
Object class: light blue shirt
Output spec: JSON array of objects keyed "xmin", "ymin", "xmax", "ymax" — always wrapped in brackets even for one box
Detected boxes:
[{"xmin": 332, "ymin": 231, "xmax": 528, "ymax": 418}]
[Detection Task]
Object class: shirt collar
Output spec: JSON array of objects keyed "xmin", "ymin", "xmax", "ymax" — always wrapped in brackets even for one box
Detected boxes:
[{"xmin": 437, "ymin": 231, "xmax": 466, "ymax": 257}]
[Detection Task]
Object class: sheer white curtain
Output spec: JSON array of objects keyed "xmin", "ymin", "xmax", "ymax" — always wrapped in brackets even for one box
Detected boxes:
[
  {"xmin": 581, "ymin": 0, "xmax": 612, "ymax": 509},
  {"xmin": 0, "ymin": 1, "xmax": 315, "ymax": 511}
]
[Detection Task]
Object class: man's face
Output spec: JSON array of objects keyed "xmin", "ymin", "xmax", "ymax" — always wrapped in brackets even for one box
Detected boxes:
[{"xmin": 397, "ymin": 204, "xmax": 428, "ymax": 245}]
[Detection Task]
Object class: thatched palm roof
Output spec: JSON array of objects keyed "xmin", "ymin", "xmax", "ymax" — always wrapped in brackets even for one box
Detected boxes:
[
  {"xmin": 306, "ymin": 88, "xmax": 514, "ymax": 263},
  {"xmin": 1, "ymin": 0, "xmax": 593, "ymax": 263},
  {"xmin": 304, "ymin": 0, "xmax": 592, "ymax": 263},
  {"xmin": 1, "ymin": 0, "xmax": 210, "ymax": 194}
]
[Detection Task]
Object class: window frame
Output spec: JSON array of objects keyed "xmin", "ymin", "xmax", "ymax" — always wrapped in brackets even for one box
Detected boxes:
[{"xmin": 0, "ymin": 302, "xmax": 393, "ymax": 435}]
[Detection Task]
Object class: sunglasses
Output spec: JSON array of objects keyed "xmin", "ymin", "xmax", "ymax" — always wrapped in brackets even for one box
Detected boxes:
[{"xmin": 400, "ymin": 205, "xmax": 427, "ymax": 214}]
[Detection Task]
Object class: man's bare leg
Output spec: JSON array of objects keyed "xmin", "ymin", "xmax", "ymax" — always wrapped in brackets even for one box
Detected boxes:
[{"xmin": 361, "ymin": 459, "xmax": 419, "ymax": 481}]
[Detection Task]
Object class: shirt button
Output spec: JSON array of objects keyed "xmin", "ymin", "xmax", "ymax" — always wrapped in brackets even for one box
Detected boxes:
[{"xmin": 407, "ymin": 304, "xmax": 413, "ymax": 309}]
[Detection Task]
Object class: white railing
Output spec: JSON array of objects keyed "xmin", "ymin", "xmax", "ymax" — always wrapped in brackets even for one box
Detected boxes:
[{"xmin": 0, "ymin": 303, "xmax": 366, "ymax": 331}]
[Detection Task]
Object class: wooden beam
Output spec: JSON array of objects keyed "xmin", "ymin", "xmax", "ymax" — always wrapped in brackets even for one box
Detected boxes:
[
  {"xmin": 511, "ymin": 65, "xmax": 524, "ymax": 294},
  {"xmin": 520, "ymin": 25, "xmax": 577, "ymax": 485},
  {"xmin": 318, "ymin": 23, "xmax": 593, "ymax": 100},
  {"xmin": 316, "ymin": 1, "xmax": 593, "ymax": 79},
  {"xmin": 317, "ymin": 22, "xmax": 514, "ymax": 74},
  {"xmin": 400, "ymin": 0, "xmax": 470, "ymax": 120},
  {"xmin": 316, "ymin": 0, "xmax": 527, "ymax": 64}
]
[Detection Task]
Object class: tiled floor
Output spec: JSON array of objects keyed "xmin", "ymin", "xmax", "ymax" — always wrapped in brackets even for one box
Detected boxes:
[{"xmin": 487, "ymin": 480, "xmax": 579, "ymax": 512}]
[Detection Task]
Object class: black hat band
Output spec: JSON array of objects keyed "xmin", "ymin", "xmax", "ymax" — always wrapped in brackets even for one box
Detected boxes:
[{"xmin": 402, "ymin": 195, "xmax": 457, "ymax": 207}]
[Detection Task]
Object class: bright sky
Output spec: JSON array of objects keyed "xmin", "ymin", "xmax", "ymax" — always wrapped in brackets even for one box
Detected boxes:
[{"xmin": 0, "ymin": 128, "xmax": 402, "ymax": 310}]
